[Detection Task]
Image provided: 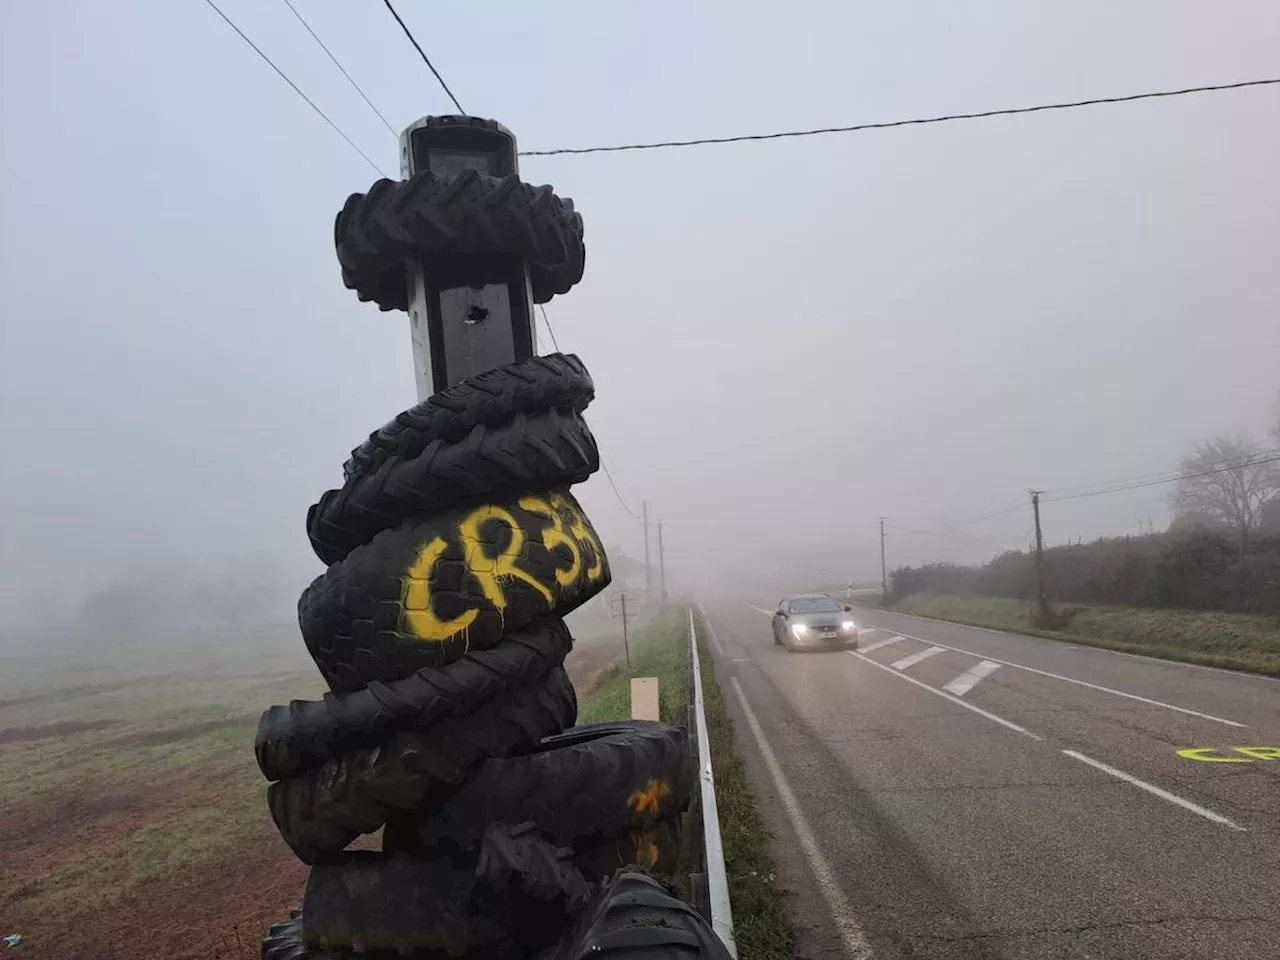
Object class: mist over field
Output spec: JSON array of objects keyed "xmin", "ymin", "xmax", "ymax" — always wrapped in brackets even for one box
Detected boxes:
[{"xmin": 2, "ymin": 1, "xmax": 1278, "ymax": 651}]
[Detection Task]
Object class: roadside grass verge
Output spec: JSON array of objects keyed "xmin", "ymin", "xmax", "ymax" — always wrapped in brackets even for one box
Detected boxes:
[
  {"xmin": 576, "ymin": 605, "xmax": 795, "ymax": 959},
  {"xmin": 882, "ymin": 593, "xmax": 1280, "ymax": 676},
  {"xmin": 692, "ymin": 609, "xmax": 795, "ymax": 960}
]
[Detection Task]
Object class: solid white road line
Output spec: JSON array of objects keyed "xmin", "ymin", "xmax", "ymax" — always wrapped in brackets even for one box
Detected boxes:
[
  {"xmin": 849, "ymin": 650, "xmax": 1041, "ymax": 739},
  {"xmin": 861, "ymin": 626, "xmax": 1246, "ymax": 728},
  {"xmin": 1061, "ymin": 749, "xmax": 1244, "ymax": 831},
  {"xmin": 696, "ymin": 601, "xmax": 727, "ymax": 658},
  {"xmin": 729, "ymin": 677, "xmax": 873, "ymax": 959},
  {"xmin": 943, "ymin": 660, "xmax": 1002, "ymax": 697},
  {"xmin": 745, "ymin": 603, "xmax": 774, "ymax": 616},
  {"xmin": 859, "ymin": 635, "xmax": 903, "ymax": 654},
  {"xmin": 891, "ymin": 646, "xmax": 946, "ymax": 671}
]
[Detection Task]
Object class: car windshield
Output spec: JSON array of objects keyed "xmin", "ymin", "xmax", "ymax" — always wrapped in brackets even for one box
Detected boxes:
[{"xmin": 788, "ymin": 597, "xmax": 842, "ymax": 614}]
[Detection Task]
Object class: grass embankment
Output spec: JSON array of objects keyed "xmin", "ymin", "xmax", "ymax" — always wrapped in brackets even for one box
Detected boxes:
[
  {"xmin": 885, "ymin": 593, "xmax": 1280, "ymax": 676},
  {"xmin": 578, "ymin": 606, "xmax": 795, "ymax": 959}
]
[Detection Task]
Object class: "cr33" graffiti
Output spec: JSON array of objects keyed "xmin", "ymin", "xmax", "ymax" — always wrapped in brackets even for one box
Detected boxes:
[{"xmin": 401, "ymin": 492, "xmax": 605, "ymax": 643}]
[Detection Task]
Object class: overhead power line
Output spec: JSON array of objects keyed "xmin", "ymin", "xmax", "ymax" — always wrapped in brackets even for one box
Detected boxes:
[
  {"xmin": 280, "ymin": 0, "xmax": 397, "ymax": 135},
  {"xmin": 538, "ymin": 304, "xmax": 562, "ymax": 353},
  {"xmin": 202, "ymin": 0, "xmax": 388, "ymax": 176},
  {"xmin": 520, "ymin": 77, "xmax": 1280, "ymax": 157},
  {"xmin": 601, "ymin": 461, "xmax": 643, "ymax": 520},
  {"xmin": 1040, "ymin": 448, "xmax": 1280, "ymax": 498},
  {"xmin": 380, "ymin": 0, "xmax": 465, "ymax": 113},
  {"xmin": 1041, "ymin": 451, "xmax": 1280, "ymax": 504}
]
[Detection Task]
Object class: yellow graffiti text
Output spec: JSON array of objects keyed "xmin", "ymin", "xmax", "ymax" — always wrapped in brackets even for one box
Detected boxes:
[
  {"xmin": 403, "ymin": 537, "xmax": 479, "ymax": 643},
  {"xmin": 519, "ymin": 496, "xmax": 581, "ymax": 589},
  {"xmin": 401, "ymin": 494, "xmax": 605, "ymax": 644},
  {"xmin": 627, "ymin": 779, "xmax": 672, "ymax": 817},
  {"xmin": 458, "ymin": 504, "xmax": 554, "ymax": 611},
  {"xmin": 634, "ymin": 830, "xmax": 661, "ymax": 869},
  {"xmin": 1176, "ymin": 746, "xmax": 1280, "ymax": 763}
]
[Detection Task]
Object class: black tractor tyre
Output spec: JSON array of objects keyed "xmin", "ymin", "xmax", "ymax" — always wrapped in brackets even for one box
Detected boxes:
[
  {"xmin": 261, "ymin": 911, "xmax": 307, "ymax": 960},
  {"xmin": 299, "ymin": 488, "xmax": 609, "ymax": 694},
  {"xmin": 540, "ymin": 871, "xmax": 735, "ymax": 960},
  {"xmin": 302, "ymin": 825, "xmax": 590, "ymax": 957},
  {"xmin": 472, "ymin": 821, "xmax": 594, "ymax": 923},
  {"xmin": 342, "ymin": 353, "xmax": 594, "ymax": 481},
  {"xmin": 268, "ymin": 666, "xmax": 577, "ymax": 864},
  {"xmin": 307, "ymin": 407, "xmax": 600, "ymax": 566},
  {"xmin": 256, "ymin": 617, "xmax": 573, "ymax": 781},
  {"xmin": 382, "ymin": 801, "xmax": 681, "ymax": 881},
  {"xmin": 393, "ymin": 722, "xmax": 692, "ymax": 854},
  {"xmin": 334, "ymin": 170, "xmax": 585, "ymax": 311}
]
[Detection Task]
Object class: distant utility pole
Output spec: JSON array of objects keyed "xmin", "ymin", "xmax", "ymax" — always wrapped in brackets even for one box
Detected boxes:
[
  {"xmin": 642, "ymin": 500, "xmax": 652, "ymax": 599},
  {"xmin": 609, "ymin": 590, "xmax": 637, "ymax": 667},
  {"xmin": 879, "ymin": 517, "xmax": 887, "ymax": 595},
  {"xmin": 657, "ymin": 520, "xmax": 667, "ymax": 602},
  {"xmin": 1031, "ymin": 490, "xmax": 1050, "ymax": 625}
]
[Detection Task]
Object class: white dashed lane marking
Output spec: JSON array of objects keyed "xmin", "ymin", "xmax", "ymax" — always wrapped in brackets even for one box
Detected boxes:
[
  {"xmin": 891, "ymin": 646, "xmax": 946, "ymax": 671},
  {"xmin": 943, "ymin": 660, "xmax": 1002, "ymax": 696},
  {"xmin": 859, "ymin": 635, "xmax": 903, "ymax": 654}
]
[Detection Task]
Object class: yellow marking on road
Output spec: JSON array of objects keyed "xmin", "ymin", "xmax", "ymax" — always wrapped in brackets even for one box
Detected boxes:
[{"xmin": 1176, "ymin": 746, "xmax": 1280, "ymax": 762}]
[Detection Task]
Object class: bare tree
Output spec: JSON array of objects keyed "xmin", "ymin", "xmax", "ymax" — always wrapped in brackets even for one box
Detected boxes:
[{"xmin": 1174, "ymin": 435, "xmax": 1280, "ymax": 558}]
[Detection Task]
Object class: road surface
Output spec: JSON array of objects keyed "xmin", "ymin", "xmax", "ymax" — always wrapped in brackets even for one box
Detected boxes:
[{"xmin": 700, "ymin": 598, "xmax": 1280, "ymax": 959}]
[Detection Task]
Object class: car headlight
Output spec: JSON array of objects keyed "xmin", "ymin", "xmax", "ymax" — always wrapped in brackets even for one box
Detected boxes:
[
  {"xmin": 791, "ymin": 623, "xmax": 808, "ymax": 635},
  {"xmin": 841, "ymin": 620, "xmax": 856, "ymax": 631}
]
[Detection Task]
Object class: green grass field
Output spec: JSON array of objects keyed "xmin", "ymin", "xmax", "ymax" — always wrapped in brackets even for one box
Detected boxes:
[{"xmin": 884, "ymin": 593, "xmax": 1280, "ymax": 675}]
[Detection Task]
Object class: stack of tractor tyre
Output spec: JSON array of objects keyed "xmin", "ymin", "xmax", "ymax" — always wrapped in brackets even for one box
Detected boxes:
[{"xmin": 254, "ymin": 165, "xmax": 731, "ymax": 958}]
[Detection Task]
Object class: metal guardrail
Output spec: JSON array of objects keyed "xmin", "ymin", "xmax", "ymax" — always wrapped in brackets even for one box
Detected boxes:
[{"xmin": 687, "ymin": 608, "xmax": 738, "ymax": 958}]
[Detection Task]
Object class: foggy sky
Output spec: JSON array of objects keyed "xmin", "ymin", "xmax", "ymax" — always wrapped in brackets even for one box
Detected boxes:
[{"xmin": 2, "ymin": 1, "xmax": 1278, "ymax": 634}]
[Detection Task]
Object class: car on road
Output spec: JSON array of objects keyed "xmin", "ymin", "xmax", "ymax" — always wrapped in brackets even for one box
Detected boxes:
[{"xmin": 772, "ymin": 593, "xmax": 859, "ymax": 650}]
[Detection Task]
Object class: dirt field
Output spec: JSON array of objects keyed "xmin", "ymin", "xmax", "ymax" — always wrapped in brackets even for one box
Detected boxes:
[{"xmin": 0, "ymin": 618, "xmax": 625, "ymax": 959}]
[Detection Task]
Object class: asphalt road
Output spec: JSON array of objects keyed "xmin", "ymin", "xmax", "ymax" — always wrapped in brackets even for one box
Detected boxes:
[{"xmin": 699, "ymin": 599, "xmax": 1280, "ymax": 960}]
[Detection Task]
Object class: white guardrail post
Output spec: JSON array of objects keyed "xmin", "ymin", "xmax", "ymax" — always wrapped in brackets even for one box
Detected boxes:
[{"xmin": 688, "ymin": 608, "xmax": 738, "ymax": 957}]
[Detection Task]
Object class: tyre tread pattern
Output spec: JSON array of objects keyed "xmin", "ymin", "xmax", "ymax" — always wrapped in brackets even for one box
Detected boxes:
[
  {"xmin": 308, "ymin": 407, "xmax": 599, "ymax": 565},
  {"xmin": 541, "ymin": 871, "xmax": 734, "ymax": 960},
  {"xmin": 343, "ymin": 353, "xmax": 594, "ymax": 481},
  {"xmin": 269, "ymin": 667, "xmax": 577, "ymax": 864},
  {"xmin": 334, "ymin": 170, "xmax": 585, "ymax": 311},
  {"xmin": 404, "ymin": 722, "xmax": 693, "ymax": 852},
  {"xmin": 256, "ymin": 617, "xmax": 573, "ymax": 781},
  {"xmin": 301, "ymin": 825, "xmax": 590, "ymax": 956},
  {"xmin": 298, "ymin": 489, "xmax": 609, "ymax": 694}
]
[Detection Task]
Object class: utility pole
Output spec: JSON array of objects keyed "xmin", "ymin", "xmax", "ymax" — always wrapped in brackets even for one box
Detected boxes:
[
  {"xmin": 879, "ymin": 516, "xmax": 887, "ymax": 596},
  {"xmin": 620, "ymin": 591, "xmax": 631, "ymax": 667},
  {"xmin": 609, "ymin": 590, "xmax": 636, "ymax": 668},
  {"xmin": 657, "ymin": 520, "xmax": 667, "ymax": 602},
  {"xmin": 1031, "ymin": 490, "xmax": 1049, "ymax": 626},
  {"xmin": 642, "ymin": 500, "xmax": 652, "ymax": 600}
]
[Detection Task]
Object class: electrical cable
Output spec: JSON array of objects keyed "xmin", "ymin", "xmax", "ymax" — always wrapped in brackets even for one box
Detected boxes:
[
  {"xmin": 520, "ymin": 77, "xmax": 1280, "ymax": 157},
  {"xmin": 280, "ymin": 0, "xmax": 397, "ymax": 135},
  {"xmin": 600, "ymin": 460, "xmax": 643, "ymax": 521},
  {"xmin": 538, "ymin": 304, "xmax": 562, "ymax": 353},
  {"xmin": 1040, "ymin": 448, "xmax": 1280, "ymax": 497},
  {"xmin": 202, "ymin": 0, "xmax": 388, "ymax": 177},
  {"xmin": 380, "ymin": 0, "xmax": 465, "ymax": 113},
  {"xmin": 1041, "ymin": 453, "xmax": 1280, "ymax": 503}
]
